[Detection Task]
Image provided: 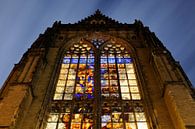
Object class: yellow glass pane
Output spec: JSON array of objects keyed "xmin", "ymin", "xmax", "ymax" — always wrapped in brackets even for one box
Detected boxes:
[
  {"xmin": 55, "ymin": 87, "xmax": 64, "ymax": 93},
  {"xmin": 116, "ymin": 50, "xmax": 121, "ymax": 53},
  {"xmin": 120, "ymin": 47, "xmax": 125, "ymax": 50},
  {"xmin": 66, "ymin": 80, "xmax": 75, "ymax": 87},
  {"xmin": 124, "ymin": 113, "xmax": 134, "ymax": 122},
  {"xmin": 72, "ymin": 54, "xmax": 79, "ymax": 58},
  {"xmin": 57, "ymin": 80, "xmax": 66, "ymax": 86},
  {"xmin": 125, "ymin": 63, "xmax": 133, "ymax": 68},
  {"xmin": 82, "ymin": 44, "xmax": 88, "ymax": 47},
  {"xmin": 60, "ymin": 113, "xmax": 70, "ymax": 123},
  {"xmin": 102, "ymin": 94, "xmax": 109, "ymax": 99},
  {"xmin": 109, "ymin": 69, "xmax": 116, "ymax": 74},
  {"xmin": 130, "ymin": 87, "xmax": 139, "ymax": 93},
  {"xmin": 126, "ymin": 68, "xmax": 135, "ymax": 73},
  {"xmin": 110, "ymin": 80, "xmax": 118, "ymax": 86},
  {"xmin": 86, "ymin": 47, "xmax": 91, "ymax": 51},
  {"xmin": 74, "ymin": 44, "xmax": 79, "ymax": 47},
  {"xmin": 107, "ymin": 44, "xmax": 112, "ymax": 47},
  {"xmin": 122, "ymin": 94, "xmax": 131, "ymax": 100},
  {"xmin": 62, "ymin": 64, "xmax": 69, "ymax": 68},
  {"xmin": 120, "ymin": 80, "xmax": 128, "ymax": 85},
  {"xmin": 124, "ymin": 54, "xmax": 131, "ymax": 58},
  {"xmin": 102, "ymin": 123, "xmax": 112, "ymax": 129},
  {"xmin": 116, "ymin": 44, "xmax": 121, "ymax": 47},
  {"xmin": 132, "ymin": 94, "xmax": 141, "ymax": 100},
  {"xmin": 47, "ymin": 113, "xmax": 59, "ymax": 122},
  {"xmin": 70, "ymin": 64, "xmax": 77, "ymax": 69},
  {"xmin": 68, "ymin": 74, "xmax": 76, "ymax": 79},
  {"xmin": 108, "ymin": 64, "xmax": 116, "ymax": 68},
  {"xmin": 117, "ymin": 64, "xmax": 125, "ymax": 69},
  {"xmin": 64, "ymin": 54, "xmax": 71, "ymax": 57},
  {"xmin": 108, "ymin": 54, "xmax": 114, "ymax": 57},
  {"xmin": 121, "ymin": 86, "xmax": 129, "ymax": 93},
  {"xmin": 64, "ymin": 94, "xmax": 73, "ymax": 100},
  {"xmin": 79, "ymin": 64, "xmax": 86, "ymax": 69},
  {"xmin": 72, "ymin": 114, "xmax": 82, "ymax": 122},
  {"xmin": 118, "ymin": 69, "xmax": 126, "ymax": 73},
  {"xmin": 75, "ymin": 86, "xmax": 84, "ymax": 93},
  {"xmin": 69, "ymin": 69, "xmax": 76, "ymax": 74},
  {"xmin": 57, "ymin": 80, "xmax": 66, "ymax": 87},
  {"xmin": 58, "ymin": 123, "xmax": 68, "ymax": 129},
  {"xmin": 116, "ymin": 54, "xmax": 122, "ymax": 57},
  {"xmin": 58, "ymin": 74, "xmax": 66, "ymax": 80},
  {"xmin": 60, "ymin": 68, "xmax": 68, "ymax": 74},
  {"xmin": 109, "ymin": 74, "xmax": 117, "ymax": 79},
  {"xmin": 137, "ymin": 122, "xmax": 148, "ymax": 129},
  {"xmin": 53, "ymin": 94, "xmax": 63, "ymax": 100},
  {"xmin": 81, "ymin": 48, "xmax": 86, "ymax": 51},
  {"xmin": 82, "ymin": 123, "xmax": 93, "ymax": 129},
  {"xmin": 125, "ymin": 122, "xmax": 136, "ymax": 129},
  {"xmin": 127, "ymin": 73, "xmax": 136, "ymax": 79},
  {"xmin": 135, "ymin": 113, "xmax": 146, "ymax": 121},
  {"xmin": 65, "ymin": 87, "xmax": 74, "ymax": 93},
  {"xmin": 46, "ymin": 123, "xmax": 57, "ymax": 129},
  {"xmin": 111, "ymin": 93, "xmax": 119, "ymax": 99},
  {"xmin": 80, "ymin": 54, "xmax": 87, "ymax": 58},
  {"xmin": 128, "ymin": 80, "xmax": 137, "ymax": 85},
  {"xmin": 112, "ymin": 113, "xmax": 123, "ymax": 122},
  {"xmin": 71, "ymin": 123, "xmax": 81, "ymax": 129},
  {"xmin": 119, "ymin": 74, "xmax": 127, "ymax": 79},
  {"xmin": 113, "ymin": 123, "xmax": 123, "ymax": 128}
]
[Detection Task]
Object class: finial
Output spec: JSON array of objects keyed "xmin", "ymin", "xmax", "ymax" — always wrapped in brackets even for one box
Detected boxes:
[{"xmin": 95, "ymin": 9, "xmax": 102, "ymax": 15}]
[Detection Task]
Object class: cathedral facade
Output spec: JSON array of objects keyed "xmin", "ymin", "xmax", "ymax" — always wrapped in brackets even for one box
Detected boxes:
[{"xmin": 0, "ymin": 10, "xmax": 195, "ymax": 129}]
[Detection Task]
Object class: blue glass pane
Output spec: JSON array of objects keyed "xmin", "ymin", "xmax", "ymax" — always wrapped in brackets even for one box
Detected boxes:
[
  {"xmin": 101, "ymin": 69, "xmax": 108, "ymax": 74},
  {"xmin": 71, "ymin": 58, "xmax": 78, "ymax": 64},
  {"xmin": 101, "ymin": 80, "xmax": 109, "ymax": 87},
  {"xmin": 108, "ymin": 58, "xmax": 115, "ymax": 64},
  {"xmin": 79, "ymin": 83, "xmax": 85, "ymax": 88},
  {"xmin": 86, "ymin": 94, "xmax": 94, "ymax": 99},
  {"xmin": 63, "ymin": 58, "xmax": 71, "ymax": 64},
  {"xmin": 88, "ymin": 58, "xmax": 94, "ymax": 64},
  {"xmin": 116, "ymin": 58, "xmax": 124, "ymax": 64},
  {"xmin": 79, "ymin": 58, "xmax": 87, "ymax": 63},
  {"xmin": 87, "ymin": 76, "xmax": 94, "ymax": 82},
  {"xmin": 101, "ymin": 58, "xmax": 107, "ymax": 63},
  {"xmin": 89, "ymin": 50, "xmax": 93, "ymax": 53},
  {"xmin": 124, "ymin": 58, "xmax": 132, "ymax": 64},
  {"xmin": 87, "ymin": 64, "xmax": 94, "ymax": 69},
  {"xmin": 74, "ymin": 93, "xmax": 83, "ymax": 100}
]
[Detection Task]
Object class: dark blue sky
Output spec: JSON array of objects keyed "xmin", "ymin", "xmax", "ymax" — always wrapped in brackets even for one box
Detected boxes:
[{"xmin": 0, "ymin": 0, "xmax": 195, "ymax": 87}]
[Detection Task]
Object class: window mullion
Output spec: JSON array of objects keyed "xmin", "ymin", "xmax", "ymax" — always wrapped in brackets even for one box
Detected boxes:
[{"xmin": 94, "ymin": 49, "xmax": 101, "ymax": 129}]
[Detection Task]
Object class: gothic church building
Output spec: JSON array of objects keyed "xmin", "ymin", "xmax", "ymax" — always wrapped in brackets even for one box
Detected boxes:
[{"xmin": 0, "ymin": 10, "xmax": 195, "ymax": 129}]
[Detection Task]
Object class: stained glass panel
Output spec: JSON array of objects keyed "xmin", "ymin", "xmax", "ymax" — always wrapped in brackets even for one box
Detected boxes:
[{"xmin": 99, "ymin": 43, "xmax": 148, "ymax": 129}]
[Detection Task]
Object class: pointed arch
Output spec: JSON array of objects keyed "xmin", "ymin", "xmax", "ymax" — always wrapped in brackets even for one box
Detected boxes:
[{"xmin": 45, "ymin": 32, "xmax": 149, "ymax": 129}]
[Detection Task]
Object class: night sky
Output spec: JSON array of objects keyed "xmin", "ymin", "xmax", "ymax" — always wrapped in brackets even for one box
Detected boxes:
[{"xmin": 0, "ymin": 0, "xmax": 195, "ymax": 87}]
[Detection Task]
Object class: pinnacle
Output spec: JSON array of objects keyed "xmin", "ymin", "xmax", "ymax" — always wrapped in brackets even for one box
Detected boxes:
[{"xmin": 94, "ymin": 9, "xmax": 102, "ymax": 15}]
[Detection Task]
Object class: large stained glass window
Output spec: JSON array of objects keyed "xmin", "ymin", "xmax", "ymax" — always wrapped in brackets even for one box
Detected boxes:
[{"xmin": 46, "ymin": 40, "xmax": 148, "ymax": 129}]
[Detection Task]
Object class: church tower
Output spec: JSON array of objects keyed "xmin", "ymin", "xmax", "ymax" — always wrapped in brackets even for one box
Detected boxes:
[{"xmin": 0, "ymin": 10, "xmax": 195, "ymax": 129}]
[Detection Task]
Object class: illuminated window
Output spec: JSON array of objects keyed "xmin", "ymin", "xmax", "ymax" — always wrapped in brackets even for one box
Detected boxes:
[{"xmin": 46, "ymin": 40, "xmax": 149, "ymax": 129}]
